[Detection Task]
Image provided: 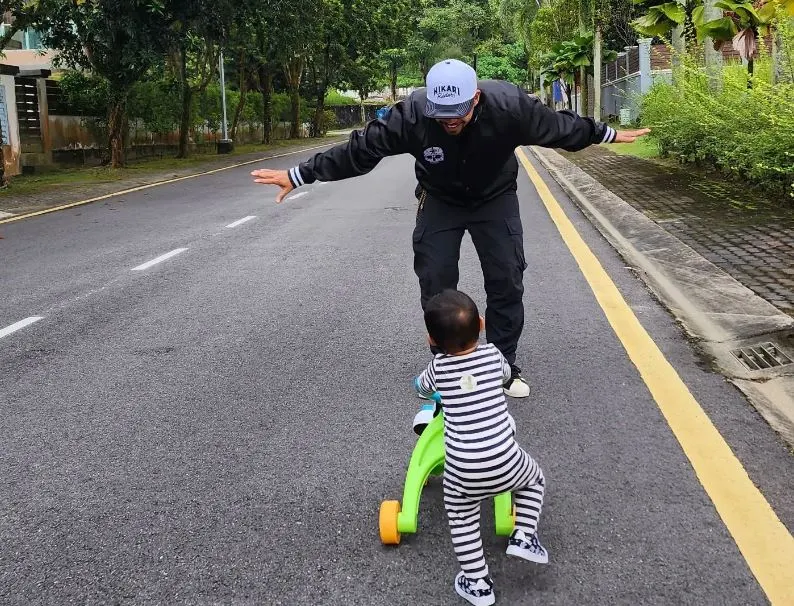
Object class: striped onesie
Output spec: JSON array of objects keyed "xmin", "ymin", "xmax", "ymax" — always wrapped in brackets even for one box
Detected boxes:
[{"xmin": 417, "ymin": 343, "xmax": 545, "ymax": 580}]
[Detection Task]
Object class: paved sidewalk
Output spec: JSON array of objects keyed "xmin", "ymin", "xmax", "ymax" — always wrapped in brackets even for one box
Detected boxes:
[
  {"xmin": 535, "ymin": 144, "xmax": 794, "ymax": 448},
  {"xmin": 559, "ymin": 147, "xmax": 794, "ymax": 316}
]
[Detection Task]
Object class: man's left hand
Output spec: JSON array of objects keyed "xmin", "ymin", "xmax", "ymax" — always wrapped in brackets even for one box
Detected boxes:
[{"xmin": 613, "ymin": 128, "xmax": 651, "ymax": 143}]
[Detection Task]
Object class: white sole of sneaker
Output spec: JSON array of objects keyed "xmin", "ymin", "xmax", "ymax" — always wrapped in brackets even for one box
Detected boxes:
[
  {"xmin": 454, "ymin": 582, "xmax": 495, "ymax": 606},
  {"xmin": 506, "ymin": 544, "xmax": 549, "ymax": 564}
]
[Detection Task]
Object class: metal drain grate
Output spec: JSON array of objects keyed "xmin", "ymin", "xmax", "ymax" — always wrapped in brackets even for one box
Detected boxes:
[{"xmin": 731, "ymin": 342, "xmax": 794, "ymax": 371}]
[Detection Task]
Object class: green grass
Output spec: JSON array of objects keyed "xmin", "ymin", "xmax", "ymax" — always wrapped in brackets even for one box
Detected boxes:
[
  {"xmin": 603, "ymin": 136, "xmax": 661, "ymax": 160},
  {"xmin": 0, "ymin": 137, "xmax": 344, "ymax": 199},
  {"xmin": 0, "ymin": 167, "xmax": 126, "ymax": 198}
]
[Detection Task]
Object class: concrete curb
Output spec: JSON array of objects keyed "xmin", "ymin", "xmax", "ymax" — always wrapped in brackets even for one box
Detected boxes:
[{"xmin": 529, "ymin": 145, "xmax": 794, "ymax": 448}]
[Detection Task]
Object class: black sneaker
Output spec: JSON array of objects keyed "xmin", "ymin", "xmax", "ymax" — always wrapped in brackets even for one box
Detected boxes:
[
  {"xmin": 454, "ymin": 571, "xmax": 495, "ymax": 606},
  {"xmin": 503, "ymin": 364, "xmax": 530, "ymax": 398},
  {"xmin": 506, "ymin": 528, "xmax": 549, "ymax": 564}
]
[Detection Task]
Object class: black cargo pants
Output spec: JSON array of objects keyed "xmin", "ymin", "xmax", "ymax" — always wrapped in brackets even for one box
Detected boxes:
[{"xmin": 412, "ymin": 189, "xmax": 527, "ymax": 365}]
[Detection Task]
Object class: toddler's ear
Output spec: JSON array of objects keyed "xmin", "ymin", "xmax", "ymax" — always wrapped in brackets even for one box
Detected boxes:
[{"xmin": 479, "ymin": 316, "xmax": 485, "ymax": 331}]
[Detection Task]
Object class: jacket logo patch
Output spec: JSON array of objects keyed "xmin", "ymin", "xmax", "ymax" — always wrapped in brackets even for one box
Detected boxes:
[{"xmin": 423, "ymin": 146, "xmax": 444, "ymax": 164}]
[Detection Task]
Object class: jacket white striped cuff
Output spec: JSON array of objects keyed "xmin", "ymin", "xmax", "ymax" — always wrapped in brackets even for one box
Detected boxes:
[
  {"xmin": 601, "ymin": 126, "xmax": 617, "ymax": 143},
  {"xmin": 288, "ymin": 166, "xmax": 305, "ymax": 188}
]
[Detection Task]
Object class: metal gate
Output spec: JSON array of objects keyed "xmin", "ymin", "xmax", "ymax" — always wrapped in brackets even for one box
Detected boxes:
[{"xmin": 15, "ymin": 76, "xmax": 41, "ymax": 152}]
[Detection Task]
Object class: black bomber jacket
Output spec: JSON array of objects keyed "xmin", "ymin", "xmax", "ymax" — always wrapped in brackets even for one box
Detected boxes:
[{"xmin": 287, "ymin": 79, "xmax": 617, "ymax": 206}]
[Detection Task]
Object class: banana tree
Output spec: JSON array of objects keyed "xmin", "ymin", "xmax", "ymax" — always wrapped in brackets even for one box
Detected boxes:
[
  {"xmin": 540, "ymin": 35, "xmax": 617, "ymax": 113},
  {"xmin": 697, "ymin": 0, "xmax": 787, "ymax": 78},
  {"xmin": 632, "ymin": 0, "xmax": 705, "ymax": 46},
  {"xmin": 568, "ymin": 33, "xmax": 618, "ymax": 116},
  {"xmin": 540, "ymin": 50, "xmax": 575, "ymax": 110}
]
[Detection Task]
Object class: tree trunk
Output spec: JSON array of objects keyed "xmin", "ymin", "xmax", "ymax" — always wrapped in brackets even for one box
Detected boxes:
[
  {"xmin": 260, "ymin": 66, "xmax": 273, "ymax": 144},
  {"xmin": 230, "ymin": 53, "xmax": 248, "ymax": 140},
  {"xmin": 312, "ymin": 41, "xmax": 331, "ymax": 138},
  {"xmin": 284, "ymin": 58, "xmax": 304, "ymax": 139},
  {"xmin": 593, "ymin": 25, "xmax": 602, "ymax": 122},
  {"xmin": 178, "ymin": 86, "xmax": 192, "ymax": 158},
  {"xmin": 747, "ymin": 57, "xmax": 754, "ymax": 89},
  {"xmin": 580, "ymin": 65, "xmax": 588, "ymax": 117},
  {"xmin": 108, "ymin": 96, "xmax": 127, "ymax": 168},
  {"xmin": 703, "ymin": 0, "xmax": 723, "ymax": 88},
  {"xmin": 390, "ymin": 63, "xmax": 398, "ymax": 102},
  {"xmin": 289, "ymin": 88, "xmax": 300, "ymax": 139},
  {"xmin": 313, "ymin": 91, "xmax": 325, "ymax": 138},
  {"xmin": 671, "ymin": 0, "xmax": 686, "ymax": 74},
  {"xmin": 231, "ymin": 88, "xmax": 247, "ymax": 141},
  {"xmin": 177, "ymin": 46, "xmax": 191, "ymax": 159},
  {"xmin": 572, "ymin": 73, "xmax": 578, "ymax": 113}
]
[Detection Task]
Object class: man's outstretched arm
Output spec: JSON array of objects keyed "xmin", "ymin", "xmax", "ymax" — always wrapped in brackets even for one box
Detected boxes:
[
  {"xmin": 251, "ymin": 101, "xmax": 414, "ymax": 202},
  {"xmin": 515, "ymin": 89, "xmax": 649, "ymax": 151}
]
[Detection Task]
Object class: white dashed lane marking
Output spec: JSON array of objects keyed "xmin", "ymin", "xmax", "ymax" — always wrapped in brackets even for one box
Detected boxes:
[{"xmin": 131, "ymin": 248, "xmax": 188, "ymax": 271}]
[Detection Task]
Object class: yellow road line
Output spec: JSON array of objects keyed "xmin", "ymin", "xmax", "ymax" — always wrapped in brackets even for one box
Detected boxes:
[
  {"xmin": 516, "ymin": 147, "xmax": 794, "ymax": 605},
  {"xmin": 0, "ymin": 142, "xmax": 337, "ymax": 226}
]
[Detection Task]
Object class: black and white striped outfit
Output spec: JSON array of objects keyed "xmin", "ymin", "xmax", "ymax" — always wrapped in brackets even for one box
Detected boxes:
[{"xmin": 417, "ymin": 343, "xmax": 545, "ymax": 580}]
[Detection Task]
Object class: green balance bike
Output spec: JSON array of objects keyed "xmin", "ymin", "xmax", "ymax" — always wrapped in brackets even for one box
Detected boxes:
[{"xmin": 379, "ymin": 392, "xmax": 516, "ymax": 545}]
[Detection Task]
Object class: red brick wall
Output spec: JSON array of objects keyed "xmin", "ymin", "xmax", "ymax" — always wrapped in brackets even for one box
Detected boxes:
[
  {"xmin": 649, "ymin": 37, "xmax": 775, "ymax": 70},
  {"xmin": 651, "ymin": 45, "xmax": 671, "ymax": 70},
  {"xmin": 628, "ymin": 47, "xmax": 640, "ymax": 74}
]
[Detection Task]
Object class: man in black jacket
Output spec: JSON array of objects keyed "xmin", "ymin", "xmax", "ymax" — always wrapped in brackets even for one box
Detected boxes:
[{"xmin": 252, "ymin": 59, "xmax": 648, "ymax": 429}]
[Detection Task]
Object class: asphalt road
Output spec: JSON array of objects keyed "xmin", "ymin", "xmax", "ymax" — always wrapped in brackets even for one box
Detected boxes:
[{"xmin": 1, "ymin": 147, "xmax": 792, "ymax": 605}]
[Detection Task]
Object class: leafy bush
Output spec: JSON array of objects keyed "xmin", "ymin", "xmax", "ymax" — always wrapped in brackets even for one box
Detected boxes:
[
  {"xmin": 641, "ymin": 52, "xmax": 794, "ymax": 200},
  {"xmin": 325, "ymin": 90, "xmax": 358, "ymax": 106},
  {"xmin": 321, "ymin": 109, "xmax": 338, "ymax": 134},
  {"xmin": 57, "ymin": 71, "xmax": 108, "ymax": 117},
  {"xmin": 129, "ymin": 78, "xmax": 182, "ymax": 134}
]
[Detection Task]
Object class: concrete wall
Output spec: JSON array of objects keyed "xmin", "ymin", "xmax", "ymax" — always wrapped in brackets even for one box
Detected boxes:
[
  {"xmin": 0, "ymin": 74, "xmax": 20, "ymax": 176},
  {"xmin": 49, "ymin": 115, "xmax": 102, "ymax": 149},
  {"xmin": 600, "ymin": 73, "xmax": 641, "ymax": 121}
]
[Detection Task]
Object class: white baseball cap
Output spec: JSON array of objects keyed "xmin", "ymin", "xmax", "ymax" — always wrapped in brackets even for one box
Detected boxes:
[{"xmin": 424, "ymin": 59, "xmax": 478, "ymax": 119}]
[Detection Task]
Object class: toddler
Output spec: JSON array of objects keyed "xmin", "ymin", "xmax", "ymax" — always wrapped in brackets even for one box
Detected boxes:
[{"xmin": 415, "ymin": 289, "xmax": 548, "ymax": 606}]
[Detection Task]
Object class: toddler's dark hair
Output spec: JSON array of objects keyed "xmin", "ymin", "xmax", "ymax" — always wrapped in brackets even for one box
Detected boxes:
[{"xmin": 424, "ymin": 289, "xmax": 480, "ymax": 353}]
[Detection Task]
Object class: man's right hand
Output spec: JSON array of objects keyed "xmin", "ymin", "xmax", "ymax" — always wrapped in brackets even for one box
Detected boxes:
[{"xmin": 250, "ymin": 168, "xmax": 294, "ymax": 203}]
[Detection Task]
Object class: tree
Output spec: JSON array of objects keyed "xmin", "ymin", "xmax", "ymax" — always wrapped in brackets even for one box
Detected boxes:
[
  {"xmin": 403, "ymin": 0, "xmax": 496, "ymax": 78},
  {"xmin": 242, "ymin": 1, "xmax": 297, "ymax": 144},
  {"xmin": 305, "ymin": 0, "xmax": 349, "ymax": 136},
  {"xmin": 631, "ymin": 0, "xmax": 704, "ymax": 43},
  {"xmin": 172, "ymin": 35, "xmax": 221, "ymax": 157},
  {"xmin": 161, "ymin": 0, "xmax": 245, "ymax": 157},
  {"xmin": 475, "ymin": 40, "xmax": 529, "ymax": 84},
  {"xmin": 339, "ymin": 56, "xmax": 381, "ymax": 122},
  {"xmin": 526, "ymin": 0, "xmax": 580, "ymax": 70},
  {"xmin": 18, "ymin": 0, "xmax": 170, "ymax": 167},
  {"xmin": 279, "ymin": 0, "xmax": 320, "ymax": 138},
  {"xmin": 380, "ymin": 48, "xmax": 408, "ymax": 101},
  {"xmin": 406, "ymin": 6, "xmax": 445, "ymax": 78},
  {"xmin": 540, "ymin": 32, "xmax": 617, "ymax": 111},
  {"xmin": 498, "ymin": 0, "xmax": 542, "ymax": 41},
  {"xmin": 698, "ymin": 0, "xmax": 792, "ymax": 79}
]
